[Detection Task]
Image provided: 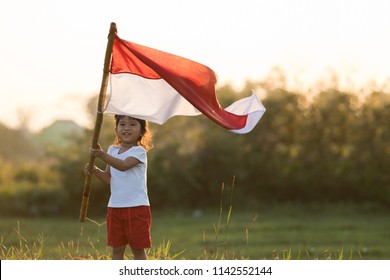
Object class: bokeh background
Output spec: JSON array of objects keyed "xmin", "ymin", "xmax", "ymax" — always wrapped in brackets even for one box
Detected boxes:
[{"xmin": 1, "ymin": 0, "xmax": 389, "ymax": 259}]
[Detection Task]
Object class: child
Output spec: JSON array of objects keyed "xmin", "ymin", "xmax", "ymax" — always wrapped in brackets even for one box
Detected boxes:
[{"xmin": 85, "ymin": 115, "xmax": 153, "ymax": 260}]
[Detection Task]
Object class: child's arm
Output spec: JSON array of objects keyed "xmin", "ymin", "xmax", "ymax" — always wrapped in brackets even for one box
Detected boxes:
[
  {"xmin": 97, "ymin": 152, "xmax": 140, "ymax": 171},
  {"xmin": 90, "ymin": 146, "xmax": 140, "ymax": 172},
  {"xmin": 84, "ymin": 163, "xmax": 111, "ymax": 185},
  {"xmin": 93, "ymin": 164, "xmax": 111, "ymax": 185}
]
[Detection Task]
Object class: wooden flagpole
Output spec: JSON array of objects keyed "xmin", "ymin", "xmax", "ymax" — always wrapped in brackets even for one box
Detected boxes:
[{"xmin": 79, "ymin": 22, "xmax": 117, "ymax": 222}]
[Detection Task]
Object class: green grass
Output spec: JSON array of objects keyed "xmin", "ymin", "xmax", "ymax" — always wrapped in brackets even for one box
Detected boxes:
[{"xmin": 1, "ymin": 203, "xmax": 389, "ymax": 260}]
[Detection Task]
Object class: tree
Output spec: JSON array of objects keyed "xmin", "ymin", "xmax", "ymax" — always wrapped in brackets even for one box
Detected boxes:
[{"xmin": 353, "ymin": 91, "xmax": 390, "ymax": 202}]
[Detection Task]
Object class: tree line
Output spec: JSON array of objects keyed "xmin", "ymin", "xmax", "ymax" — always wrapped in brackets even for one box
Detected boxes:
[{"xmin": 0, "ymin": 76, "xmax": 389, "ymax": 217}]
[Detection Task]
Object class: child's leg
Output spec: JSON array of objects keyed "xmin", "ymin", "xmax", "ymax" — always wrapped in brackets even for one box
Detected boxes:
[
  {"xmin": 131, "ymin": 248, "xmax": 147, "ymax": 260},
  {"xmin": 112, "ymin": 245, "xmax": 126, "ymax": 260}
]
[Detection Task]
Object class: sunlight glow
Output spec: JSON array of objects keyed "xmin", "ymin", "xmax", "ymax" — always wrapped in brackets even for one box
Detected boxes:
[{"xmin": 1, "ymin": 0, "xmax": 390, "ymax": 131}]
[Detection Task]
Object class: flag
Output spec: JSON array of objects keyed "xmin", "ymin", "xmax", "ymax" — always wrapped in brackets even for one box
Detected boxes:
[{"xmin": 104, "ymin": 35, "xmax": 266, "ymax": 134}]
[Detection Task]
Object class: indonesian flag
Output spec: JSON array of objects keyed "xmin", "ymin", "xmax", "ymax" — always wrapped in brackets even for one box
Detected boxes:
[{"xmin": 104, "ymin": 36, "xmax": 266, "ymax": 134}]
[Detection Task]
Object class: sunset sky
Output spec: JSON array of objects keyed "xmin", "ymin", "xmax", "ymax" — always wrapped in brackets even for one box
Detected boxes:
[{"xmin": 1, "ymin": 0, "xmax": 390, "ymax": 131}]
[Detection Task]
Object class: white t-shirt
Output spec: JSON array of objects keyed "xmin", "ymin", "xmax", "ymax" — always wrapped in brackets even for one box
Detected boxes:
[{"xmin": 106, "ymin": 145, "xmax": 149, "ymax": 207}]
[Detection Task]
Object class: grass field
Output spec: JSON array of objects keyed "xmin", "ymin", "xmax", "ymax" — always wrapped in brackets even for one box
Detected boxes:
[{"xmin": 1, "ymin": 203, "xmax": 389, "ymax": 260}]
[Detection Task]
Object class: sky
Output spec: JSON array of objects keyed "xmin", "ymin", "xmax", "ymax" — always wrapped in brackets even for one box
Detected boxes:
[{"xmin": 1, "ymin": 0, "xmax": 390, "ymax": 131}]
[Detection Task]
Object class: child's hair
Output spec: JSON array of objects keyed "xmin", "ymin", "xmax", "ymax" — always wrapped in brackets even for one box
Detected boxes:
[{"xmin": 114, "ymin": 115, "xmax": 153, "ymax": 151}]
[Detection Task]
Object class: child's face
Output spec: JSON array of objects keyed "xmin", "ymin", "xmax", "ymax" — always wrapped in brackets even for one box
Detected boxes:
[{"xmin": 115, "ymin": 116, "xmax": 142, "ymax": 145}]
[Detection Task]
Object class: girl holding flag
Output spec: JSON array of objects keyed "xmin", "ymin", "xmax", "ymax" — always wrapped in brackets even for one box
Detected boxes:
[{"xmin": 85, "ymin": 115, "xmax": 153, "ymax": 260}]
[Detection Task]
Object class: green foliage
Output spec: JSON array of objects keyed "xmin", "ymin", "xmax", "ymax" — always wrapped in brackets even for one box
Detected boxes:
[
  {"xmin": 0, "ymin": 77, "xmax": 389, "ymax": 218},
  {"xmin": 148, "ymin": 83, "xmax": 389, "ymax": 207}
]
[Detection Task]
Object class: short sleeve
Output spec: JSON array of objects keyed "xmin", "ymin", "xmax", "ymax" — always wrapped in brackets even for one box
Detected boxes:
[{"xmin": 129, "ymin": 146, "xmax": 147, "ymax": 164}]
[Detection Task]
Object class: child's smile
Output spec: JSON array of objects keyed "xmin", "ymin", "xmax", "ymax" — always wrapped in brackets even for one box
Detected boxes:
[{"xmin": 116, "ymin": 116, "xmax": 141, "ymax": 146}]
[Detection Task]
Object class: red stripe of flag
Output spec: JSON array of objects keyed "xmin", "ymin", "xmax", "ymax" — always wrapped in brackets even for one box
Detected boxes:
[{"xmin": 105, "ymin": 35, "xmax": 265, "ymax": 133}]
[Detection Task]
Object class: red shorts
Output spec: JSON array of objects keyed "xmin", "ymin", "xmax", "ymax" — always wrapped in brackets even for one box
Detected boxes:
[{"xmin": 107, "ymin": 206, "xmax": 152, "ymax": 249}]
